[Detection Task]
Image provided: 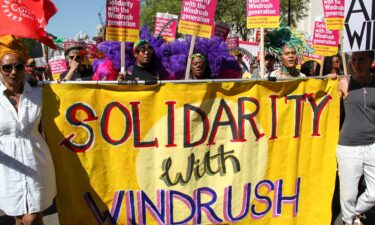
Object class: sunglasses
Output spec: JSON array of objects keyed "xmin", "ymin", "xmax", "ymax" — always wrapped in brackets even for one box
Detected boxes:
[
  {"xmin": 69, "ymin": 56, "xmax": 82, "ymax": 61},
  {"xmin": 139, "ymin": 47, "xmax": 153, "ymax": 54},
  {"xmin": 1, "ymin": 64, "xmax": 25, "ymax": 73},
  {"xmin": 26, "ymin": 63, "xmax": 36, "ymax": 67}
]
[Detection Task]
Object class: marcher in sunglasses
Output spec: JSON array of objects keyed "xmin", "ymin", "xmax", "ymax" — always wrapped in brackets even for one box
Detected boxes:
[
  {"xmin": 1, "ymin": 63, "xmax": 25, "ymax": 73},
  {"xmin": 0, "ymin": 34, "xmax": 56, "ymax": 225},
  {"xmin": 59, "ymin": 45, "xmax": 92, "ymax": 81},
  {"xmin": 117, "ymin": 39, "xmax": 158, "ymax": 83}
]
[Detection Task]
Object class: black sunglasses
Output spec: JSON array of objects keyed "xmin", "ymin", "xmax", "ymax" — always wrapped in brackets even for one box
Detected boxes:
[
  {"xmin": 139, "ymin": 47, "xmax": 153, "ymax": 54},
  {"xmin": 69, "ymin": 56, "xmax": 82, "ymax": 61},
  {"xmin": 1, "ymin": 64, "xmax": 25, "ymax": 73}
]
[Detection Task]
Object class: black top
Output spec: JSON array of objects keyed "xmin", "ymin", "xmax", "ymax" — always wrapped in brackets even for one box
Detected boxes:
[
  {"xmin": 339, "ymin": 77, "xmax": 375, "ymax": 146},
  {"xmin": 126, "ymin": 65, "xmax": 158, "ymax": 84}
]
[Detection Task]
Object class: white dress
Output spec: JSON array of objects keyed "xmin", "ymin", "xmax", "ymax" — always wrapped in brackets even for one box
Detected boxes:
[{"xmin": 0, "ymin": 81, "xmax": 56, "ymax": 216}]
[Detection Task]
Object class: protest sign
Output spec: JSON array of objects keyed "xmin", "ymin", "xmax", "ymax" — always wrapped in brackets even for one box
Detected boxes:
[
  {"xmin": 178, "ymin": 0, "xmax": 218, "ymax": 38},
  {"xmin": 48, "ymin": 56, "xmax": 67, "ymax": 80},
  {"xmin": 35, "ymin": 57, "xmax": 48, "ymax": 68},
  {"xmin": 322, "ymin": 0, "xmax": 345, "ymax": 30},
  {"xmin": 246, "ymin": 0, "xmax": 280, "ymax": 28},
  {"xmin": 312, "ymin": 20, "xmax": 339, "ymax": 56},
  {"xmin": 213, "ymin": 21, "xmax": 231, "ymax": 40},
  {"xmin": 63, "ymin": 40, "xmax": 99, "ymax": 65},
  {"xmin": 239, "ymin": 40, "xmax": 259, "ymax": 68},
  {"xmin": 227, "ymin": 36, "xmax": 240, "ymax": 49},
  {"xmin": 344, "ymin": 0, "xmax": 375, "ymax": 52},
  {"xmin": 154, "ymin": 12, "xmax": 178, "ymax": 42},
  {"xmin": 105, "ymin": 0, "xmax": 140, "ymax": 42},
  {"xmin": 44, "ymin": 79, "xmax": 339, "ymax": 225}
]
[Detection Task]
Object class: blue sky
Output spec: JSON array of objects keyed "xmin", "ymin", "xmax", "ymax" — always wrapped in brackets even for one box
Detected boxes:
[{"xmin": 47, "ymin": 0, "xmax": 106, "ymax": 39}]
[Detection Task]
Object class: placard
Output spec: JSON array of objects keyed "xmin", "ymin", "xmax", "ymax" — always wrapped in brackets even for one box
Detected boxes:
[
  {"xmin": 213, "ymin": 21, "xmax": 231, "ymax": 40},
  {"xmin": 246, "ymin": 0, "xmax": 280, "ymax": 28},
  {"xmin": 322, "ymin": 0, "xmax": 345, "ymax": 30},
  {"xmin": 105, "ymin": 0, "xmax": 140, "ymax": 42},
  {"xmin": 178, "ymin": 0, "xmax": 218, "ymax": 38},
  {"xmin": 312, "ymin": 21, "xmax": 339, "ymax": 56},
  {"xmin": 344, "ymin": 0, "xmax": 375, "ymax": 52},
  {"xmin": 154, "ymin": 12, "xmax": 178, "ymax": 42}
]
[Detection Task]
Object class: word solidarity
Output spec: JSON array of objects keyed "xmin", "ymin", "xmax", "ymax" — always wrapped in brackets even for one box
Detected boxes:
[{"xmin": 60, "ymin": 94, "xmax": 332, "ymax": 153}]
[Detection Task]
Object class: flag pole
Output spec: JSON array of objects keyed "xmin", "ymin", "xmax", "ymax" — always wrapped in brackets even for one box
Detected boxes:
[
  {"xmin": 260, "ymin": 28, "xmax": 265, "ymax": 78},
  {"xmin": 339, "ymin": 30, "xmax": 348, "ymax": 76},
  {"xmin": 121, "ymin": 42, "xmax": 126, "ymax": 75},
  {"xmin": 319, "ymin": 56, "xmax": 325, "ymax": 76},
  {"xmin": 185, "ymin": 35, "xmax": 196, "ymax": 80}
]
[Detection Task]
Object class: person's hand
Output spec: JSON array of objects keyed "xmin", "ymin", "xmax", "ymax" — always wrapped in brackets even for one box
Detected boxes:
[
  {"xmin": 327, "ymin": 73, "xmax": 338, "ymax": 79},
  {"xmin": 68, "ymin": 56, "xmax": 80, "ymax": 71},
  {"xmin": 117, "ymin": 72, "xmax": 125, "ymax": 81}
]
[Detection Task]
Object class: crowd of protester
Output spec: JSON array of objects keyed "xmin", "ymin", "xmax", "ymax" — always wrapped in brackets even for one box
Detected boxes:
[{"xmin": 1, "ymin": 25, "xmax": 375, "ymax": 225}]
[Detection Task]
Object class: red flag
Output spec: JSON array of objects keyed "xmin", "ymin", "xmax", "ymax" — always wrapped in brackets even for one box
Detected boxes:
[{"xmin": 0, "ymin": 0, "xmax": 58, "ymax": 48}]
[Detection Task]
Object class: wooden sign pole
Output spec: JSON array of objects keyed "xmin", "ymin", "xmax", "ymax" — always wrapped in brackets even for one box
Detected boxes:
[{"xmin": 185, "ymin": 35, "xmax": 196, "ymax": 80}]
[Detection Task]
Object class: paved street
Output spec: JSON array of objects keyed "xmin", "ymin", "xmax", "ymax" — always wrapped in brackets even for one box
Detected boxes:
[
  {"xmin": 0, "ymin": 203, "xmax": 374, "ymax": 225},
  {"xmin": 0, "ymin": 211, "xmax": 373, "ymax": 225}
]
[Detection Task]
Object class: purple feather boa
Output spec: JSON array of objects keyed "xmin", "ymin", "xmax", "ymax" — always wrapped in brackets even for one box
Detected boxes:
[{"xmin": 93, "ymin": 27, "xmax": 241, "ymax": 80}]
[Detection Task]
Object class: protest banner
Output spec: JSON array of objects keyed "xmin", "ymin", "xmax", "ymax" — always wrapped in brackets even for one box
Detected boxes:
[
  {"xmin": 322, "ymin": 0, "xmax": 345, "ymax": 30},
  {"xmin": 246, "ymin": 0, "xmax": 280, "ymax": 28},
  {"xmin": 48, "ymin": 56, "xmax": 67, "ymax": 80},
  {"xmin": 344, "ymin": 0, "xmax": 375, "ymax": 52},
  {"xmin": 105, "ymin": 0, "xmax": 140, "ymax": 42},
  {"xmin": 226, "ymin": 36, "xmax": 240, "ymax": 49},
  {"xmin": 312, "ymin": 20, "xmax": 339, "ymax": 56},
  {"xmin": 43, "ymin": 79, "xmax": 339, "ymax": 225},
  {"xmin": 154, "ymin": 12, "xmax": 178, "ymax": 42},
  {"xmin": 178, "ymin": 0, "xmax": 218, "ymax": 38},
  {"xmin": 213, "ymin": 21, "xmax": 231, "ymax": 41}
]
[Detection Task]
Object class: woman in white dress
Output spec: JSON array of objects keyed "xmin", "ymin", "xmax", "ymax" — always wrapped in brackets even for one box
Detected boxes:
[{"xmin": 0, "ymin": 35, "xmax": 56, "ymax": 225}]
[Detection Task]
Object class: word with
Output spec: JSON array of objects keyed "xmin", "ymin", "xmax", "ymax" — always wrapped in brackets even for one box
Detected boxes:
[{"xmin": 161, "ymin": 145, "xmax": 241, "ymax": 186}]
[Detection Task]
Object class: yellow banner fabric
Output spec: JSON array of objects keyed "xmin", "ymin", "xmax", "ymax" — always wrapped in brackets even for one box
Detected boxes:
[{"xmin": 43, "ymin": 79, "xmax": 339, "ymax": 225}]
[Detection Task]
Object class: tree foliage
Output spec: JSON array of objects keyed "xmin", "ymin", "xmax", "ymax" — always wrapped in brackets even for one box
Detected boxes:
[{"xmin": 140, "ymin": 0, "xmax": 310, "ymax": 41}]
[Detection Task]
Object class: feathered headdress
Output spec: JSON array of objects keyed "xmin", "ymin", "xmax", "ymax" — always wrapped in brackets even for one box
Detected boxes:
[
  {"xmin": 264, "ymin": 26, "xmax": 313, "ymax": 59},
  {"xmin": 160, "ymin": 36, "xmax": 241, "ymax": 80},
  {"xmin": 92, "ymin": 26, "xmax": 168, "ymax": 80},
  {"xmin": 92, "ymin": 27, "xmax": 241, "ymax": 80}
]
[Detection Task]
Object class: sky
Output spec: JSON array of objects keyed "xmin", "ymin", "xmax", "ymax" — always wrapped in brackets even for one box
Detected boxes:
[{"xmin": 46, "ymin": 0, "xmax": 107, "ymax": 39}]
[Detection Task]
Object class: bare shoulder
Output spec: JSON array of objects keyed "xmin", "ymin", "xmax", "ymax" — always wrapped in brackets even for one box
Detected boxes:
[{"xmin": 338, "ymin": 76, "xmax": 349, "ymax": 99}]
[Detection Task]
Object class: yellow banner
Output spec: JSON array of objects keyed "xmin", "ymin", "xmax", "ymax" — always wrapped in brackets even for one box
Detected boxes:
[
  {"xmin": 324, "ymin": 18, "xmax": 344, "ymax": 30},
  {"xmin": 43, "ymin": 80, "xmax": 339, "ymax": 225},
  {"xmin": 105, "ymin": 27, "xmax": 139, "ymax": 42},
  {"xmin": 313, "ymin": 44, "xmax": 339, "ymax": 57},
  {"xmin": 178, "ymin": 21, "xmax": 212, "ymax": 38},
  {"xmin": 247, "ymin": 16, "xmax": 279, "ymax": 28}
]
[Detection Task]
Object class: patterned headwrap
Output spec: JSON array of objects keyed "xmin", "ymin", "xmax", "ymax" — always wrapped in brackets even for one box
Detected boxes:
[
  {"xmin": 0, "ymin": 35, "xmax": 29, "ymax": 62},
  {"xmin": 191, "ymin": 53, "xmax": 205, "ymax": 61},
  {"xmin": 133, "ymin": 39, "xmax": 150, "ymax": 53}
]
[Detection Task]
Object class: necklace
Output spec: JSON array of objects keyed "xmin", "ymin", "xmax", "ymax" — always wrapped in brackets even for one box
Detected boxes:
[
  {"xmin": 280, "ymin": 66, "xmax": 299, "ymax": 77},
  {"xmin": 358, "ymin": 76, "xmax": 373, "ymax": 95},
  {"xmin": 355, "ymin": 75, "xmax": 373, "ymax": 110},
  {"xmin": 7, "ymin": 95, "xmax": 18, "ymax": 106},
  {"xmin": 4, "ymin": 90, "xmax": 22, "ymax": 107}
]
